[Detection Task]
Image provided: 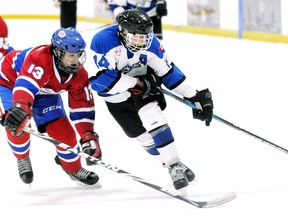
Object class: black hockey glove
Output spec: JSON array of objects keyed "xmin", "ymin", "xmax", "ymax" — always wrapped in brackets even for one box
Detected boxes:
[
  {"xmin": 129, "ymin": 73, "xmax": 160, "ymax": 97},
  {"xmin": 3, "ymin": 101, "xmax": 32, "ymax": 136},
  {"xmin": 0, "ymin": 108, "xmax": 5, "ymax": 126},
  {"xmin": 156, "ymin": 0, "xmax": 168, "ymax": 17},
  {"xmin": 185, "ymin": 89, "xmax": 213, "ymax": 126},
  {"xmin": 80, "ymin": 131, "xmax": 102, "ymax": 166}
]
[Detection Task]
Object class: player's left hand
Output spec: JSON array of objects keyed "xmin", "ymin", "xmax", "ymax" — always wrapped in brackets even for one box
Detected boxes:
[
  {"xmin": 185, "ymin": 88, "xmax": 213, "ymax": 126},
  {"xmin": 3, "ymin": 102, "xmax": 32, "ymax": 136},
  {"xmin": 80, "ymin": 131, "xmax": 102, "ymax": 165},
  {"xmin": 156, "ymin": 0, "xmax": 168, "ymax": 17}
]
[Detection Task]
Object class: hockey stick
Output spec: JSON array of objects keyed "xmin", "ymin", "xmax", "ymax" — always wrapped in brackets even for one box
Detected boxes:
[
  {"xmin": 23, "ymin": 127, "xmax": 236, "ymax": 208},
  {"xmin": 161, "ymin": 88, "xmax": 288, "ymax": 154},
  {"xmin": 79, "ymin": 23, "xmax": 112, "ymax": 33}
]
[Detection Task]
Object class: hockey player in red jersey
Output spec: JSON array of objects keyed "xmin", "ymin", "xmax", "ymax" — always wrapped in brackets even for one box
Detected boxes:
[
  {"xmin": 0, "ymin": 16, "xmax": 14, "ymax": 59},
  {"xmin": 0, "ymin": 27, "xmax": 101, "ymax": 185}
]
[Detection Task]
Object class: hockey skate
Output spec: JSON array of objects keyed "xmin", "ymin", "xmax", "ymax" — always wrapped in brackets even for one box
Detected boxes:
[
  {"xmin": 178, "ymin": 161, "xmax": 195, "ymax": 182},
  {"xmin": 55, "ymin": 156, "xmax": 100, "ymax": 185},
  {"xmin": 17, "ymin": 157, "xmax": 34, "ymax": 184},
  {"xmin": 65, "ymin": 167, "xmax": 99, "ymax": 185},
  {"xmin": 168, "ymin": 161, "xmax": 195, "ymax": 190}
]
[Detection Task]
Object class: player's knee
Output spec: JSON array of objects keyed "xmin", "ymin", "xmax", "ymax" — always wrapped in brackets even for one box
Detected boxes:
[{"xmin": 139, "ymin": 101, "xmax": 168, "ymax": 131}]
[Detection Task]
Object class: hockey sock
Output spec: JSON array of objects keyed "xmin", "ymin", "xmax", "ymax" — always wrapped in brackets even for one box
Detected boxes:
[
  {"xmin": 46, "ymin": 117, "xmax": 81, "ymax": 172},
  {"xmin": 6, "ymin": 128, "xmax": 30, "ymax": 159}
]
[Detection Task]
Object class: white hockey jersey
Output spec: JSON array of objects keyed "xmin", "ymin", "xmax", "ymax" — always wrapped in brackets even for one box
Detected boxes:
[{"xmin": 89, "ymin": 24, "xmax": 196, "ymax": 103}]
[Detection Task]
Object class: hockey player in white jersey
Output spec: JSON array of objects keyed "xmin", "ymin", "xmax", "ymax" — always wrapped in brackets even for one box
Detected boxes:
[{"xmin": 89, "ymin": 8, "xmax": 213, "ymax": 190}]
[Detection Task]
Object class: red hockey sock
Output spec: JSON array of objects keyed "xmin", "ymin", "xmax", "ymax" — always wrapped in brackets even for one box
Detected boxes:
[
  {"xmin": 6, "ymin": 128, "xmax": 30, "ymax": 159},
  {"xmin": 46, "ymin": 117, "xmax": 81, "ymax": 172}
]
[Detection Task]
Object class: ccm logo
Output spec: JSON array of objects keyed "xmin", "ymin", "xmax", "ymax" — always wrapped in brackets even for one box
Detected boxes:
[{"xmin": 43, "ymin": 105, "xmax": 62, "ymax": 114}]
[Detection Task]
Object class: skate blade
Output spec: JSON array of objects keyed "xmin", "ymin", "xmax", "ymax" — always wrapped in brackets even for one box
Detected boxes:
[
  {"xmin": 76, "ymin": 181, "xmax": 102, "ymax": 189},
  {"xmin": 178, "ymin": 187, "xmax": 188, "ymax": 196}
]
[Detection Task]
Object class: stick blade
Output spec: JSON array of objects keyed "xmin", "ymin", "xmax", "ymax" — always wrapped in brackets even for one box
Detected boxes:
[{"xmin": 196, "ymin": 192, "xmax": 237, "ymax": 208}]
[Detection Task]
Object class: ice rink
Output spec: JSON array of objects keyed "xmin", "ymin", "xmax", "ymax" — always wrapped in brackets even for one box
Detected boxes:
[{"xmin": 1, "ymin": 18, "xmax": 288, "ymax": 215}]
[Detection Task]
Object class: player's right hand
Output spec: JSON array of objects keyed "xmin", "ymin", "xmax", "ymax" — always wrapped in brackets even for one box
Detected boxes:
[
  {"xmin": 3, "ymin": 101, "xmax": 32, "ymax": 136},
  {"xmin": 129, "ymin": 73, "xmax": 160, "ymax": 97}
]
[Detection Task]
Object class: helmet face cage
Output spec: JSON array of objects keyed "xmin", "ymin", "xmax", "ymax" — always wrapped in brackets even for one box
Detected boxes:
[
  {"xmin": 54, "ymin": 48, "xmax": 86, "ymax": 74},
  {"xmin": 51, "ymin": 27, "xmax": 86, "ymax": 74},
  {"xmin": 117, "ymin": 8, "xmax": 154, "ymax": 53},
  {"xmin": 121, "ymin": 31, "xmax": 153, "ymax": 52}
]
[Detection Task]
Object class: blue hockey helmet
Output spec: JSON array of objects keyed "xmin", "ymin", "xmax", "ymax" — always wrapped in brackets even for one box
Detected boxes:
[{"xmin": 51, "ymin": 27, "xmax": 86, "ymax": 74}]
